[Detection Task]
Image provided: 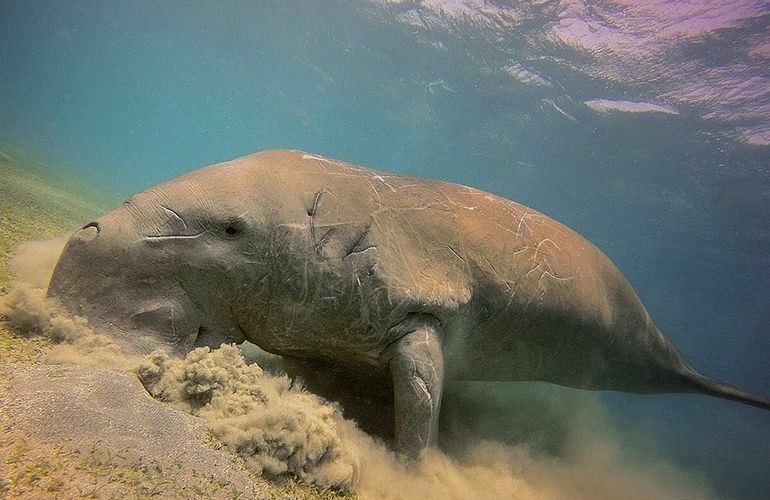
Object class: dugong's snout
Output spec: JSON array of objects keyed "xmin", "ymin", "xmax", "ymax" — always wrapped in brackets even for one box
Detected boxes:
[{"xmin": 47, "ymin": 214, "xmax": 203, "ymax": 354}]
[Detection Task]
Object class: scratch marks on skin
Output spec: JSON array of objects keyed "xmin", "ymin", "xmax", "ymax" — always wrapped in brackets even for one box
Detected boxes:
[
  {"xmin": 436, "ymin": 185, "xmax": 478, "ymax": 212},
  {"xmin": 347, "ymin": 226, "xmax": 370, "ymax": 254},
  {"xmin": 414, "ymin": 376, "xmax": 432, "ymax": 414},
  {"xmin": 307, "ymin": 190, "xmax": 324, "ymax": 217},
  {"xmin": 302, "ymin": 153, "xmax": 338, "ymax": 165},
  {"xmin": 126, "ymin": 181, "xmax": 217, "ymax": 240},
  {"xmin": 516, "ymin": 210, "xmax": 534, "ymax": 237},
  {"xmin": 241, "ymin": 242, "xmax": 265, "ymax": 266},
  {"xmin": 446, "ymin": 246, "xmax": 465, "ymax": 263},
  {"xmin": 297, "ymin": 171, "xmax": 365, "ymax": 181},
  {"xmin": 183, "ymin": 181, "xmax": 215, "ymax": 214},
  {"xmin": 301, "ymin": 153, "xmax": 370, "ymax": 176},
  {"xmin": 526, "ymin": 238, "xmax": 575, "ymax": 285},
  {"xmin": 372, "ymin": 203, "xmax": 451, "ymax": 215},
  {"xmin": 530, "ymin": 239, "xmax": 559, "ymax": 269},
  {"xmin": 138, "ymin": 231, "xmax": 206, "ymax": 242},
  {"xmin": 170, "ymin": 307, "xmax": 177, "ymax": 339},
  {"xmin": 540, "ymin": 271, "xmax": 575, "ymax": 282},
  {"xmin": 344, "ymin": 224, "xmax": 376, "ymax": 258},
  {"xmin": 487, "ymin": 205, "xmax": 577, "ymax": 304},
  {"xmin": 305, "ymin": 190, "xmax": 346, "ymax": 257},
  {"xmin": 369, "ymin": 211, "xmax": 420, "ymax": 292},
  {"xmin": 314, "ymin": 227, "xmax": 336, "ymax": 255},
  {"xmin": 482, "ymin": 253, "xmax": 514, "ymax": 295},
  {"xmin": 372, "ymin": 174, "xmax": 398, "ymax": 193},
  {"xmin": 160, "ymin": 205, "xmax": 188, "ymax": 230},
  {"xmin": 435, "ymin": 185, "xmax": 473, "ymax": 278},
  {"xmin": 305, "ymin": 189, "xmax": 373, "ymax": 260},
  {"xmin": 367, "ymin": 180, "xmax": 384, "ymax": 208},
  {"xmin": 490, "ymin": 220, "xmax": 532, "ymax": 258},
  {"xmin": 276, "ymin": 223, "xmax": 307, "ymax": 230},
  {"xmin": 308, "ymin": 190, "xmax": 326, "ymax": 256},
  {"xmin": 504, "ymin": 284, "xmax": 517, "ymax": 310},
  {"xmin": 302, "ymin": 153, "xmax": 348, "ymax": 168}
]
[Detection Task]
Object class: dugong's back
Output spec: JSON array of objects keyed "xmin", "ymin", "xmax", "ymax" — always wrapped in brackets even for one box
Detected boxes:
[{"xmin": 216, "ymin": 150, "xmax": 677, "ymax": 393}]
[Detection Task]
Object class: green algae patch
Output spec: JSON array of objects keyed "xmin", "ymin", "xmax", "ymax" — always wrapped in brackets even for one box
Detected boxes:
[
  {"xmin": 0, "ymin": 436, "xmax": 341, "ymax": 499},
  {"xmin": 0, "ymin": 323, "xmax": 51, "ymax": 364}
]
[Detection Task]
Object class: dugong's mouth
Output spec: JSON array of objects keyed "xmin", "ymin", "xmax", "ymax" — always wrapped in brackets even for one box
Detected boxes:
[
  {"xmin": 191, "ymin": 307, "xmax": 249, "ymax": 350},
  {"xmin": 229, "ymin": 305, "xmax": 249, "ymax": 341}
]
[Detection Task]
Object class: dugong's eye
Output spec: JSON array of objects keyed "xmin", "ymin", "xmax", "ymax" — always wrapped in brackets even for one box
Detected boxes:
[
  {"xmin": 221, "ymin": 218, "xmax": 245, "ymax": 238},
  {"xmin": 220, "ymin": 215, "xmax": 246, "ymax": 239}
]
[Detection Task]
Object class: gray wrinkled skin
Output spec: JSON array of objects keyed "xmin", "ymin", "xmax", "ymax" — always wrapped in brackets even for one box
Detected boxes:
[{"xmin": 48, "ymin": 150, "xmax": 770, "ymax": 456}]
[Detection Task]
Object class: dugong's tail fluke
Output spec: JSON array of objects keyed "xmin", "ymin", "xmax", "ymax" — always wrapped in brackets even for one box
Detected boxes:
[{"xmin": 680, "ymin": 368, "xmax": 770, "ymax": 410}]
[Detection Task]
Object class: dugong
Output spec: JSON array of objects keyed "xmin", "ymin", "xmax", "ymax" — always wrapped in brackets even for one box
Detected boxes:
[{"xmin": 48, "ymin": 150, "xmax": 770, "ymax": 455}]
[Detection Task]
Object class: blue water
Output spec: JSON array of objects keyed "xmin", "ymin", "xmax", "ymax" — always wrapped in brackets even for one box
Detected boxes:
[{"xmin": 2, "ymin": 1, "xmax": 769, "ymax": 497}]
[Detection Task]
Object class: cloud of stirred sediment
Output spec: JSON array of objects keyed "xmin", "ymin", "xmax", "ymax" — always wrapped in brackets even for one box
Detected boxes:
[{"xmin": 1, "ymin": 238, "xmax": 716, "ymax": 499}]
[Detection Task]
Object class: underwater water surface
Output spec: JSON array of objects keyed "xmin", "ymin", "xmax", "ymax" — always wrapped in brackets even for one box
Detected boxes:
[{"xmin": 1, "ymin": 1, "xmax": 769, "ymax": 498}]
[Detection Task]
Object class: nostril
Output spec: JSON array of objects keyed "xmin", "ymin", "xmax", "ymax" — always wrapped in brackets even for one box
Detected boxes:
[
  {"xmin": 82, "ymin": 221, "xmax": 101, "ymax": 233},
  {"xmin": 75, "ymin": 222, "xmax": 100, "ymax": 243}
]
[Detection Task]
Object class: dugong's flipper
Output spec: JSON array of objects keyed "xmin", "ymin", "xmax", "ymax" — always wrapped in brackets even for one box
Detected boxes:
[{"xmin": 380, "ymin": 314, "xmax": 445, "ymax": 456}]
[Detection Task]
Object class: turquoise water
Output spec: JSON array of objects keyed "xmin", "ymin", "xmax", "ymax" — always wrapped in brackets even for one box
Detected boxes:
[{"xmin": 2, "ymin": 1, "xmax": 768, "ymax": 497}]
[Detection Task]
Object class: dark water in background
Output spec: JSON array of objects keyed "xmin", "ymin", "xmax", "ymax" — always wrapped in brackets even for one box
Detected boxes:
[{"xmin": 1, "ymin": 1, "xmax": 769, "ymax": 497}]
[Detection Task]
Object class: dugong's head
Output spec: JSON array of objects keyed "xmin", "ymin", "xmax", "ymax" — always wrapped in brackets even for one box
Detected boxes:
[{"xmin": 47, "ymin": 157, "xmax": 271, "ymax": 354}]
